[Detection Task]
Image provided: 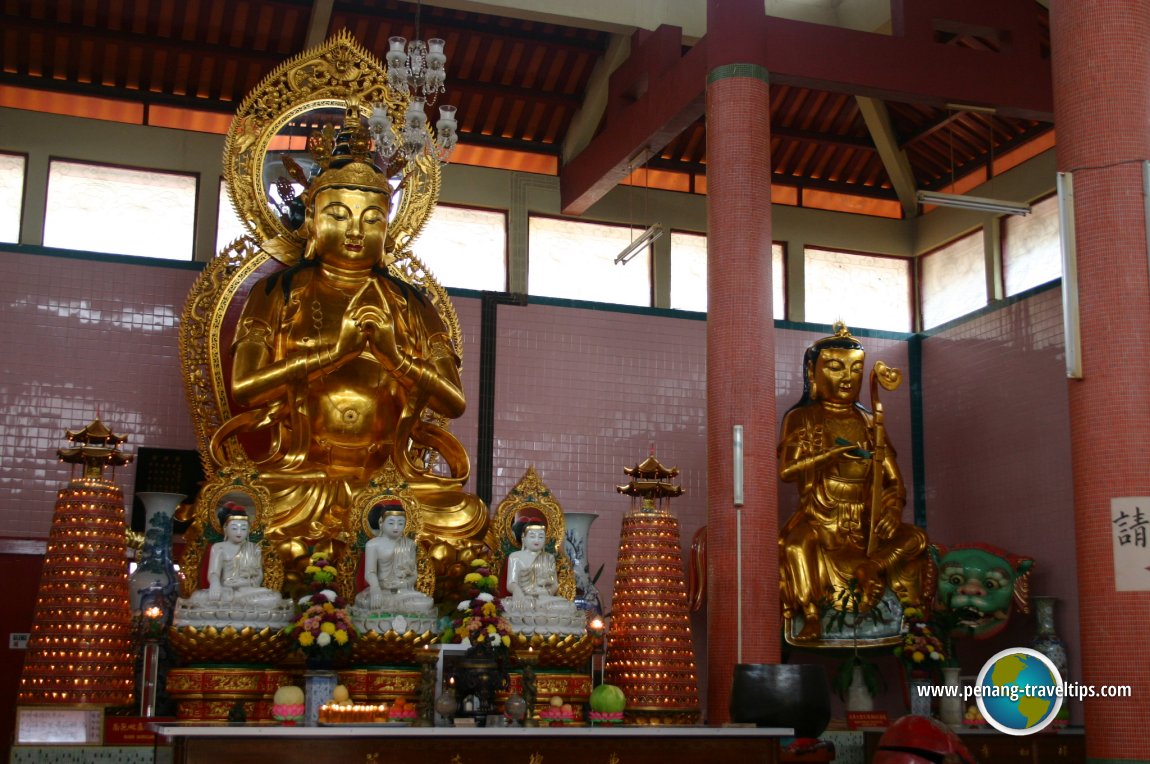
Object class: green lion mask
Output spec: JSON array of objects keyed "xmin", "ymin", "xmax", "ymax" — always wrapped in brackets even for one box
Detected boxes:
[{"xmin": 933, "ymin": 543, "xmax": 1034, "ymax": 639}]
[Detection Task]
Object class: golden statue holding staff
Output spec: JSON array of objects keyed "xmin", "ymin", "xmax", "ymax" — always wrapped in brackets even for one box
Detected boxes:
[{"xmin": 778, "ymin": 323, "xmax": 929, "ymax": 645}]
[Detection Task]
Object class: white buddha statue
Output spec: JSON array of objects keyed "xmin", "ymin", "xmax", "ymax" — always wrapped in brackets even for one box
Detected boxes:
[
  {"xmin": 501, "ymin": 513, "xmax": 585, "ymax": 636},
  {"xmin": 348, "ymin": 500, "xmax": 437, "ymax": 634},
  {"xmin": 174, "ymin": 502, "xmax": 293, "ymax": 630}
]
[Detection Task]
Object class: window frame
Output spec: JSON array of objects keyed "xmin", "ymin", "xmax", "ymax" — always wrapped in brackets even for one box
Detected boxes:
[{"xmin": 44, "ymin": 156, "xmax": 201, "ymax": 261}]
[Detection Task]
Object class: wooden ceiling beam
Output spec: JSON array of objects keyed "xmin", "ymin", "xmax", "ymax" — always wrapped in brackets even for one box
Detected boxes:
[
  {"xmin": 855, "ymin": 96, "xmax": 920, "ymax": 218},
  {"xmin": 451, "ymin": 75, "xmax": 583, "ymax": 109},
  {"xmin": 331, "ymin": 1, "xmax": 608, "ymax": 55},
  {"xmin": 559, "ymin": 25, "xmax": 708, "ymax": 215},
  {"xmin": 561, "ymin": 0, "xmax": 1052, "ymax": 214},
  {"xmin": 772, "ymin": 125, "xmax": 874, "ymax": 150},
  {"xmin": 304, "ymin": 0, "xmax": 336, "ymax": 48},
  {"xmin": 0, "ymin": 12, "xmax": 290, "ymax": 65}
]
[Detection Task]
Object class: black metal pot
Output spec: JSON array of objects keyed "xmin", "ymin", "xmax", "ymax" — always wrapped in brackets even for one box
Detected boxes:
[{"xmin": 728, "ymin": 663, "xmax": 831, "ymax": 738}]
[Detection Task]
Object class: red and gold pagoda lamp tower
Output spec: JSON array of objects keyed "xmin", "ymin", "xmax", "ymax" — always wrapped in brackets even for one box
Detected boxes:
[
  {"xmin": 18, "ymin": 419, "xmax": 136, "ymax": 706},
  {"xmin": 605, "ymin": 450, "xmax": 700, "ymax": 724}
]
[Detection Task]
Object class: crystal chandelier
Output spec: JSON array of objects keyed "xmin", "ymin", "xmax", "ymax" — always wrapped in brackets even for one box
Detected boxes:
[{"xmin": 382, "ymin": 29, "xmax": 459, "ymax": 164}]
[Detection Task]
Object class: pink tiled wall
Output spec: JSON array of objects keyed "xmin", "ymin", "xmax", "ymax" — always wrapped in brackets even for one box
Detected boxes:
[
  {"xmin": 0, "ymin": 250, "xmax": 200, "ymax": 537},
  {"xmin": 921, "ymin": 287, "xmax": 1079, "ymax": 690},
  {"xmin": 491, "ymin": 303, "xmax": 708, "ymax": 614}
]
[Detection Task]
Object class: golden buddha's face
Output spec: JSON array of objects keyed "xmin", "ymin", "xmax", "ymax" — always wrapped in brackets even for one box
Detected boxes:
[
  {"xmin": 812, "ymin": 347, "xmax": 864, "ymax": 403},
  {"xmin": 311, "ymin": 185, "xmax": 389, "ymax": 269}
]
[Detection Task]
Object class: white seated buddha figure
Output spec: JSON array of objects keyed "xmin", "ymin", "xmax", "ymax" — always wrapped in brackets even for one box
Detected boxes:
[
  {"xmin": 501, "ymin": 510, "xmax": 585, "ymax": 636},
  {"xmin": 174, "ymin": 502, "xmax": 294, "ymax": 630},
  {"xmin": 348, "ymin": 499, "xmax": 437, "ymax": 634}
]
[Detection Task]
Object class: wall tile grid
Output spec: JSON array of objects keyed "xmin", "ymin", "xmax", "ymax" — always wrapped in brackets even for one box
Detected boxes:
[
  {"xmin": 0, "ymin": 250, "xmax": 198, "ymax": 538},
  {"xmin": 921, "ymin": 288, "xmax": 1080, "ymax": 695},
  {"xmin": 492, "ymin": 302, "xmax": 709, "ymax": 613}
]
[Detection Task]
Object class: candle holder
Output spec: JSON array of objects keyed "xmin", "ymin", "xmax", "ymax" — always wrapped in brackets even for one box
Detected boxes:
[
  {"xmin": 515, "ymin": 648, "xmax": 540, "ymax": 727},
  {"xmin": 414, "ymin": 646, "xmax": 439, "ymax": 727},
  {"xmin": 434, "ymin": 685, "xmax": 458, "ymax": 726}
]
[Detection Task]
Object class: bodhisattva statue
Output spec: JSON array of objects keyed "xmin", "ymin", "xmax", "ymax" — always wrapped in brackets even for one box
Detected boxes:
[
  {"xmin": 501, "ymin": 511, "xmax": 584, "ymax": 636},
  {"xmin": 213, "ymin": 111, "xmax": 487, "ymax": 574},
  {"xmin": 175, "ymin": 502, "xmax": 293, "ymax": 629},
  {"xmin": 778, "ymin": 322, "xmax": 929, "ymax": 644},
  {"xmin": 348, "ymin": 500, "xmax": 436, "ymax": 633}
]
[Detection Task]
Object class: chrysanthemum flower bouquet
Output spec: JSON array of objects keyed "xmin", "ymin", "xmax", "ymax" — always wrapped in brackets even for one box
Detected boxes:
[{"xmin": 284, "ymin": 553, "xmax": 357, "ymax": 667}]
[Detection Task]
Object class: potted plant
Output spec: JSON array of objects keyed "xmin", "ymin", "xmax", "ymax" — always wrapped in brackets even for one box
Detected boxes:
[{"xmin": 828, "ymin": 578, "xmax": 887, "ymax": 712}]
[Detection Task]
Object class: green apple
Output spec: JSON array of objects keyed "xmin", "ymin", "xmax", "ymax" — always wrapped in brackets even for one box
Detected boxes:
[{"xmin": 590, "ymin": 683, "xmax": 626, "ymax": 713}]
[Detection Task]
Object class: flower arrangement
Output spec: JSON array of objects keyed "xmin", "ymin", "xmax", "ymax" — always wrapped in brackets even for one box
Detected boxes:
[
  {"xmin": 284, "ymin": 552, "xmax": 357, "ymax": 666},
  {"xmin": 440, "ymin": 558, "xmax": 512, "ymax": 651},
  {"xmin": 893, "ymin": 605, "xmax": 947, "ymax": 674}
]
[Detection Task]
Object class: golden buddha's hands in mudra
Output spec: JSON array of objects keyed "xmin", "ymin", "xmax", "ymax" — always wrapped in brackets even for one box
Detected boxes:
[
  {"xmin": 349, "ymin": 282, "xmax": 404, "ymax": 370},
  {"xmin": 329, "ymin": 307, "xmax": 370, "ymax": 368}
]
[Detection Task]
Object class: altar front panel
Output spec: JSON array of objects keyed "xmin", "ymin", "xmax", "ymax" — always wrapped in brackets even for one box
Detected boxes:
[{"xmin": 155, "ymin": 725, "xmax": 784, "ymax": 764}]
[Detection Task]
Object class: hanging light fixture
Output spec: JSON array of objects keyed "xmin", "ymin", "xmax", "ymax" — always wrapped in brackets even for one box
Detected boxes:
[
  {"xmin": 381, "ymin": 1, "xmax": 458, "ymax": 164},
  {"xmin": 614, "ymin": 161, "xmax": 662, "ymax": 265},
  {"xmin": 917, "ymin": 105, "xmax": 1030, "ymax": 217},
  {"xmin": 614, "ymin": 224, "xmax": 664, "ymax": 265},
  {"xmin": 916, "ymin": 190, "xmax": 1031, "ymax": 216}
]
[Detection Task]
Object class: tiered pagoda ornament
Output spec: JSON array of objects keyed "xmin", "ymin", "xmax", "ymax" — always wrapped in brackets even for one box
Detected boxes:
[
  {"xmin": 18, "ymin": 420, "xmax": 136, "ymax": 705},
  {"xmin": 605, "ymin": 450, "xmax": 700, "ymax": 724}
]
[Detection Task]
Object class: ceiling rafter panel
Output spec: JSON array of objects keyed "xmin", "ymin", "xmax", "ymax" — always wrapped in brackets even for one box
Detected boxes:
[
  {"xmin": 501, "ymin": 39, "xmax": 527, "ymax": 87},
  {"xmin": 502, "ymin": 100, "xmax": 527, "ymax": 141},
  {"xmin": 5, "ymin": 0, "xmax": 1052, "ymax": 216}
]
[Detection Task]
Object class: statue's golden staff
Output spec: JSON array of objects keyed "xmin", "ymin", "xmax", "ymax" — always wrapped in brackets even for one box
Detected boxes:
[{"xmin": 866, "ymin": 360, "xmax": 902, "ymax": 559}]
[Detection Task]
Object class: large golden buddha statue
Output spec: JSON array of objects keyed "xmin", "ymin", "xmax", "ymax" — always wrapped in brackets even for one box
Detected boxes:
[
  {"xmin": 215, "ymin": 115, "xmax": 485, "ymax": 554},
  {"xmin": 179, "ymin": 33, "xmax": 486, "ymax": 597},
  {"xmin": 778, "ymin": 323, "xmax": 930, "ymax": 645}
]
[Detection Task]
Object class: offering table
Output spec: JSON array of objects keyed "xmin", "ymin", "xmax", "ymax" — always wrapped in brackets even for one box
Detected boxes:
[{"xmin": 153, "ymin": 723, "xmax": 789, "ymax": 764}]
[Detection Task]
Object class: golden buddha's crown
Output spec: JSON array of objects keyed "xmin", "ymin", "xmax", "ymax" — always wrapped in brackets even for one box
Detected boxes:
[{"xmin": 301, "ymin": 100, "xmax": 396, "ymax": 202}]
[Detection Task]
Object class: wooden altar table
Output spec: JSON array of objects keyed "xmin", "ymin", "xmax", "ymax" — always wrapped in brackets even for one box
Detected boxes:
[{"xmin": 153, "ymin": 723, "xmax": 790, "ymax": 764}]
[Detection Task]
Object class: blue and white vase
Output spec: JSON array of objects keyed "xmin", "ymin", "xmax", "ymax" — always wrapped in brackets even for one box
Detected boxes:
[
  {"xmin": 1029, "ymin": 596, "xmax": 1069, "ymax": 680},
  {"xmin": 129, "ymin": 492, "xmax": 184, "ymax": 618},
  {"xmin": 563, "ymin": 512, "xmax": 601, "ymax": 614},
  {"xmin": 304, "ymin": 670, "xmax": 339, "ymax": 726}
]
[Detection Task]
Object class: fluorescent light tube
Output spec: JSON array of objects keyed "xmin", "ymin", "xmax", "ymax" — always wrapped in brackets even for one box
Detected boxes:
[
  {"xmin": 614, "ymin": 223, "xmax": 664, "ymax": 264},
  {"xmin": 917, "ymin": 190, "xmax": 1031, "ymax": 216}
]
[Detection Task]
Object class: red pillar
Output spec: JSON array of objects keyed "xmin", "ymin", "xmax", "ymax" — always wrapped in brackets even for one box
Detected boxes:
[
  {"xmin": 705, "ymin": 62, "xmax": 779, "ymax": 724},
  {"xmin": 1050, "ymin": 1, "xmax": 1150, "ymax": 759}
]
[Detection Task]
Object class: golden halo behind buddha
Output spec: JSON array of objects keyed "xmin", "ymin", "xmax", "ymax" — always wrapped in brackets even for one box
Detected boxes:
[{"xmin": 221, "ymin": 29, "xmax": 440, "ymax": 265}]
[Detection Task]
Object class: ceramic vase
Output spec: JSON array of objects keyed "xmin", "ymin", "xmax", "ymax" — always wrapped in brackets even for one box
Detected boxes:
[
  {"xmin": 1029, "ymin": 595, "xmax": 1069, "ymax": 679},
  {"xmin": 304, "ymin": 670, "xmax": 338, "ymax": 726},
  {"xmin": 129, "ymin": 491, "xmax": 184, "ymax": 616},
  {"xmin": 939, "ymin": 666, "xmax": 963, "ymax": 726},
  {"xmin": 846, "ymin": 664, "xmax": 875, "ymax": 713},
  {"xmin": 563, "ymin": 511, "xmax": 602, "ymax": 613}
]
